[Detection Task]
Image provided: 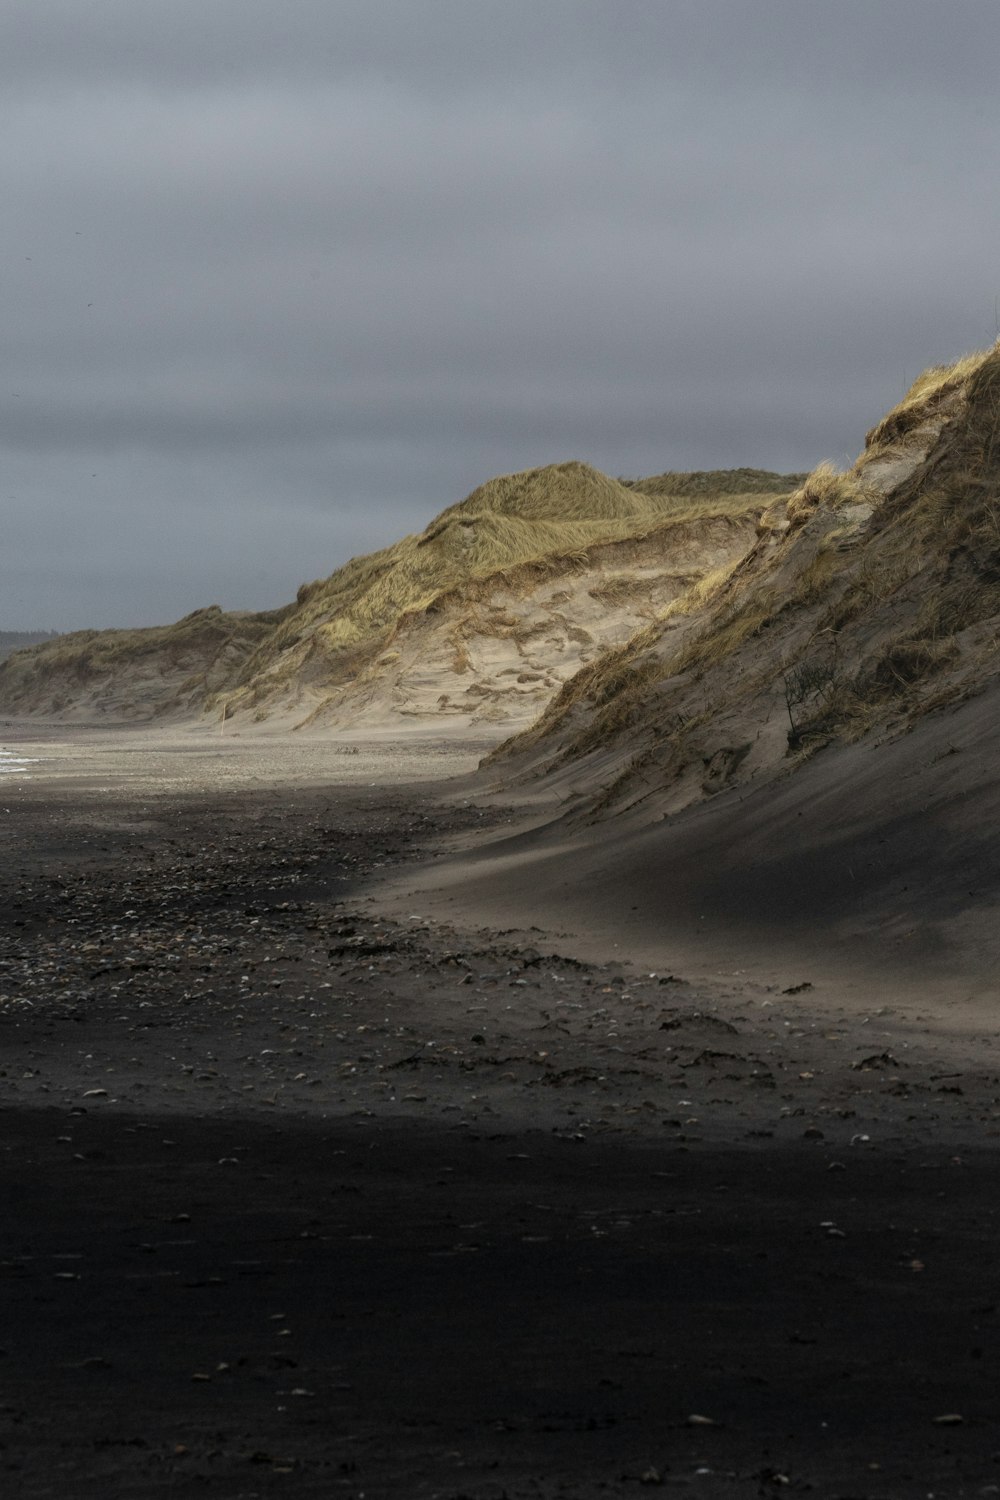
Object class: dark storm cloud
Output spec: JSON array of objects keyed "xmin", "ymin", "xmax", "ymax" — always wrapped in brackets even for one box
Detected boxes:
[{"xmin": 3, "ymin": 1, "xmax": 999, "ymax": 628}]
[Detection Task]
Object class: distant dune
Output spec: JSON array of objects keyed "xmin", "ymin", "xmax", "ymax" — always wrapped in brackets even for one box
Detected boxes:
[
  {"xmin": 0, "ymin": 630, "xmax": 59, "ymax": 664},
  {"xmin": 0, "ymin": 609, "xmax": 287, "ymax": 722}
]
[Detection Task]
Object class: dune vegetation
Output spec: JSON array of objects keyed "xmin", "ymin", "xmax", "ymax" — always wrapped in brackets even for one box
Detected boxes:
[
  {"xmin": 0, "ymin": 630, "xmax": 59, "ymax": 663},
  {"xmin": 0, "ymin": 606, "xmax": 288, "ymax": 720},
  {"xmin": 490, "ymin": 341, "xmax": 1000, "ymax": 818}
]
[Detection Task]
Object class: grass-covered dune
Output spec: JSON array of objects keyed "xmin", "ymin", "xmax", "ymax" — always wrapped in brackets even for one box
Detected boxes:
[
  {"xmin": 0, "ymin": 607, "xmax": 288, "ymax": 721},
  {"xmin": 0, "ymin": 630, "xmax": 59, "ymax": 664}
]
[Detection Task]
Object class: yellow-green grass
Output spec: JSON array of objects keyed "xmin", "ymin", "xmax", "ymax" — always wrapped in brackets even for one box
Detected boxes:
[
  {"xmin": 624, "ymin": 467, "xmax": 806, "ymax": 499},
  {"xmin": 864, "ymin": 345, "xmax": 996, "ymax": 453},
  {"xmin": 0, "ymin": 606, "xmax": 284, "ymax": 681}
]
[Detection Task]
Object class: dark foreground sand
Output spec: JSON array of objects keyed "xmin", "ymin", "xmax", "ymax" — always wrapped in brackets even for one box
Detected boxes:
[{"xmin": 3, "ymin": 730, "xmax": 1000, "ymax": 1497}]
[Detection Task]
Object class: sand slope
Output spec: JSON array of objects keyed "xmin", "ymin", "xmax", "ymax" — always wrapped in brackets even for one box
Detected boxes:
[{"xmin": 391, "ymin": 678, "xmax": 1000, "ymax": 996}]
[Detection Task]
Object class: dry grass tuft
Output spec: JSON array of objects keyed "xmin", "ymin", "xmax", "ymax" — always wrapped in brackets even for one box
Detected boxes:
[
  {"xmin": 864, "ymin": 347, "xmax": 995, "ymax": 453},
  {"xmin": 657, "ymin": 558, "xmax": 743, "ymax": 622},
  {"xmin": 785, "ymin": 463, "xmax": 874, "ymax": 527},
  {"xmin": 668, "ymin": 590, "xmax": 779, "ymax": 676}
]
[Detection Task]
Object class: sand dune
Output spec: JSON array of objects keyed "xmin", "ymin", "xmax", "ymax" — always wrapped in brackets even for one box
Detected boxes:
[{"xmin": 379, "ymin": 342, "xmax": 1000, "ymax": 997}]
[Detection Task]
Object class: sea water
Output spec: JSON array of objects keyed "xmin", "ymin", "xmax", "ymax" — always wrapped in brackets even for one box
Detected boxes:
[{"xmin": 0, "ymin": 749, "xmax": 39, "ymax": 776}]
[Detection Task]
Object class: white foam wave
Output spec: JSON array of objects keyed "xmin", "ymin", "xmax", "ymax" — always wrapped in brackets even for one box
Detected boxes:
[{"xmin": 0, "ymin": 750, "xmax": 40, "ymax": 775}]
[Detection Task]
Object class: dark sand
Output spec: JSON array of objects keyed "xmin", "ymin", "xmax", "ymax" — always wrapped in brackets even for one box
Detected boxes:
[{"xmin": 3, "ymin": 731, "xmax": 1000, "ymax": 1496}]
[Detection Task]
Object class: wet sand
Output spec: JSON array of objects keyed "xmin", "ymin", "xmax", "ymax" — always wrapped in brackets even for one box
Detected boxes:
[{"xmin": 2, "ymin": 727, "xmax": 1000, "ymax": 1496}]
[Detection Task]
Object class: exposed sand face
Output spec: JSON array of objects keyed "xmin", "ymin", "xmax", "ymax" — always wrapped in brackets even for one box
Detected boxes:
[{"xmin": 284, "ymin": 517, "xmax": 755, "ymax": 732}]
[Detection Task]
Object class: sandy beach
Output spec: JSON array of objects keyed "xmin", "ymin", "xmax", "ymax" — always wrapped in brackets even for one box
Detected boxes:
[{"xmin": 3, "ymin": 725, "xmax": 1000, "ymax": 1497}]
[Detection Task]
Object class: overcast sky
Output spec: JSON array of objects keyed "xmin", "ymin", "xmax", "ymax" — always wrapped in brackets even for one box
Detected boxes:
[{"xmin": 4, "ymin": 1, "xmax": 999, "ymax": 630}]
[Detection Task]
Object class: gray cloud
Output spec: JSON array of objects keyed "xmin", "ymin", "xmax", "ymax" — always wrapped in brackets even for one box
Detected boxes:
[{"xmin": 3, "ymin": 1, "xmax": 999, "ymax": 629}]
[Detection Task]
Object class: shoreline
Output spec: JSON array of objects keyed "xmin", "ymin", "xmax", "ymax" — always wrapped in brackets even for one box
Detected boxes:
[{"xmin": 0, "ymin": 717, "xmax": 499, "ymax": 798}]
